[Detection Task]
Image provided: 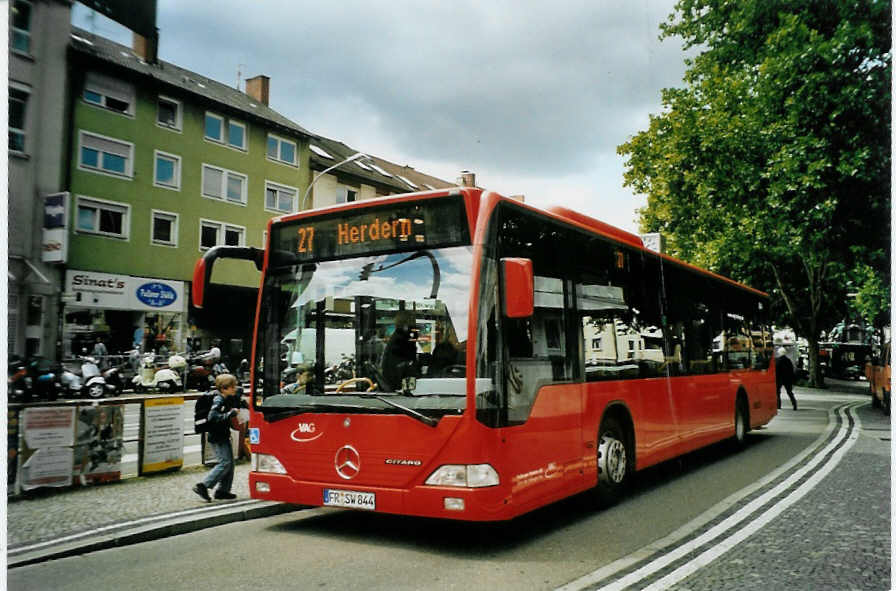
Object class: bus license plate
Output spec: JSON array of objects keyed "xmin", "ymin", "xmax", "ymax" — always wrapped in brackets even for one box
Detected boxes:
[{"xmin": 323, "ymin": 489, "xmax": 376, "ymax": 510}]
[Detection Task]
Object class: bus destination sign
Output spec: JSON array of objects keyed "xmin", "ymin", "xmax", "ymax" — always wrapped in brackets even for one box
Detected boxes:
[{"xmin": 272, "ymin": 196, "xmax": 470, "ymax": 265}]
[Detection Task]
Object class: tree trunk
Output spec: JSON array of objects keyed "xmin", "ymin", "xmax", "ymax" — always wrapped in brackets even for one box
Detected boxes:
[{"xmin": 807, "ymin": 336, "xmax": 824, "ymax": 388}]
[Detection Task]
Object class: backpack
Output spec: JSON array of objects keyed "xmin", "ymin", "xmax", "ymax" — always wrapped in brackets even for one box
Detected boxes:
[{"xmin": 193, "ymin": 391, "xmax": 216, "ymax": 434}]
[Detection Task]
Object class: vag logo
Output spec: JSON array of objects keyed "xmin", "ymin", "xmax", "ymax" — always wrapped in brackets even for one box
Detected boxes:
[{"xmin": 290, "ymin": 422, "xmax": 322, "ymax": 442}]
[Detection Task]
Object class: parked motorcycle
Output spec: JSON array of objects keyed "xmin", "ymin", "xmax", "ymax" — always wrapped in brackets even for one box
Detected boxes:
[
  {"xmin": 8, "ymin": 356, "xmax": 62, "ymax": 402},
  {"xmin": 184, "ymin": 350, "xmax": 228, "ymax": 391},
  {"xmin": 131, "ymin": 352, "xmax": 185, "ymax": 393},
  {"xmin": 325, "ymin": 354, "xmax": 355, "ymax": 384},
  {"xmin": 8, "ymin": 356, "xmax": 28, "ymax": 402}
]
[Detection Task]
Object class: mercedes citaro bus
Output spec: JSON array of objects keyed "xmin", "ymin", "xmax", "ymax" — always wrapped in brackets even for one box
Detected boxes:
[{"xmin": 192, "ymin": 187, "xmax": 776, "ymax": 521}]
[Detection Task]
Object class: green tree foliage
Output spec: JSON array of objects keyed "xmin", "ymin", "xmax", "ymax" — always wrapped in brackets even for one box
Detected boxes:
[{"xmin": 619, "ymin": 0, "xmax": 890, "ymax": 385}]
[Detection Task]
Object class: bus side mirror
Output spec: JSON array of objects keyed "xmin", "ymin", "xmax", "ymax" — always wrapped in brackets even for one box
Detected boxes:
[
  {"xmin": 192, "ymin": 246, "xmax": 265, "ymax": 309},
  {"xmin": 501, "ymin": 258, "xmax": 534, "ymax": 318},
  {"xmin": 192, "ymin": 257, "xmax": 208, "ymax": 309}
]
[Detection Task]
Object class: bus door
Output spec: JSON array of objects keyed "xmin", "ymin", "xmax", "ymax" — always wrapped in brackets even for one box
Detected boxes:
[{"xmin": 502, "ymin": 276, "xmax": 583, "ymax": 508}]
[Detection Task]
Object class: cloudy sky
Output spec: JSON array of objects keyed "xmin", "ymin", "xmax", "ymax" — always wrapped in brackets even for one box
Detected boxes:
[{"xmin": 72, "ymin": 1, "xmax": 690, "ymax": 233}]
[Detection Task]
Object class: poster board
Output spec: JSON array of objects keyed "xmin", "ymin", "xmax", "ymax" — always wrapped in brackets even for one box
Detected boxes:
[
  {"xmin": 141, "ymin": 397, "xmax": 184, "ymax": 473},
  {"xmin": 20, "ymin": 407, "xmax": 76, "ymax": 490},
  {"xmin": 73, "ymin": 405, "xmax": 124, "ymax": 484}
]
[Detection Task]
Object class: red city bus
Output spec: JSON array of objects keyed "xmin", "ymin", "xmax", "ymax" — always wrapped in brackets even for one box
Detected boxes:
[{"xmin": 193, "ymin": 188, "xmax": 777, "ymax": 521}]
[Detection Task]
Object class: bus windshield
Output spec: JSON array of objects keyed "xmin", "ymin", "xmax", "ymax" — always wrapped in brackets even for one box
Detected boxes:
[{"xmin": 256, "ymin": 245, "xmax": 476, "ymax": 421}]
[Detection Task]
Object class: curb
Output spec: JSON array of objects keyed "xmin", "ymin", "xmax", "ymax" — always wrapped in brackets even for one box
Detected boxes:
[{"xmin": 8, "ymin": 501, "xmax": 303, "ymax": 568}]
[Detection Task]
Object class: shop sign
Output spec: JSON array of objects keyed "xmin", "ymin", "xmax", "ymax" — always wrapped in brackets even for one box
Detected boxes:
[
  {"xmin": 136, "ymin": 282, "xmax": 178, "ymax": 308},
  {"xmin": 41, "ymin": 192, "xmax": 69, "ymax": 264},
  {"xmin": 65, "ymin": 270, "xmax": 186, "ymax": 312}
]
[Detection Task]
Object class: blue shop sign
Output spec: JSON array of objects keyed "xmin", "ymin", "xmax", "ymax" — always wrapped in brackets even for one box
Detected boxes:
[{"xmin": 135, "ymin": 282, "xmax": 178, "ymax": 308}]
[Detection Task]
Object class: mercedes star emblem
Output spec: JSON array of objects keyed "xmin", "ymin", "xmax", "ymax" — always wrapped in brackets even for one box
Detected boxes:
[{"xmin": 334, "ymin": 445, "xmax": 361, "ymax": 480}]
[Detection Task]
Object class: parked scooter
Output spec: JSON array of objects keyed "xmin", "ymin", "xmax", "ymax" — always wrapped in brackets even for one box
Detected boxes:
[
  {"xmin": 58, "ymin": 361, "xmax": 83, "ymax": 399},
  {"xmin": 131, "ymin": 352, "xmax": 185, "ymax": 393},
  {"xmin": 79, "ymin": 356, "xmax": 117, "ymax": 399},
  {"xmin": 101, "ymin": 358, "xmax": 128, "ymax": 395}
]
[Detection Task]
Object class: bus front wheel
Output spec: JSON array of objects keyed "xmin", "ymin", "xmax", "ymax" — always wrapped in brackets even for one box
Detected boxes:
[
  {"xmin": 732, "ymin": 396, "xmax": 749, "ymax": 449},
  {"xmin": 595, "ymin": 416, "xmax": 630, "ymax": 506}
]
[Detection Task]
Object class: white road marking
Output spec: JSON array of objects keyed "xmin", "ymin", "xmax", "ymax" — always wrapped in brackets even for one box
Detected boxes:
[
  {"xmin": 640, "ymin": 403, "xmax": 861, "ymax": 590},
  {"xmin": 558, "ymin": 402, "xmax": 862, "ymax": 591}
]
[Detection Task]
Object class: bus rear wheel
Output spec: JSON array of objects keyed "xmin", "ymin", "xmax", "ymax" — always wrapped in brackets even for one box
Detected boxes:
[{"xmin": 595, "ymin": 416, "xmax": 630, "ymax": 506}]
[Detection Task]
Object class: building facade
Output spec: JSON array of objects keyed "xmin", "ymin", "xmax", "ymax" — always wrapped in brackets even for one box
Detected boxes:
[
  {"xmin": 62, "ymin": 29, "xmax": 315, "ymax": 361},
  {"xmin": 8, "ymin": 0, "xmax": 73, "ymax": 360}
]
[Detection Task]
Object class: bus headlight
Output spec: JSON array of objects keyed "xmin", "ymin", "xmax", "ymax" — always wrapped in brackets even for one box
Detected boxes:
[
  {"xmin": 424, "ymin": 464, "xmax": 499, "ymax": 488},
  {"xmin": 252, "ymin": 453, "xmax": 287, "ymax": 474}
]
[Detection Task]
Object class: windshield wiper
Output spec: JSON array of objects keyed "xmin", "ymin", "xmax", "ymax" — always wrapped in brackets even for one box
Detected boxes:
[
  {"xmin": 356, "ymin": 394, "xmax": 438, "ymax": 427},
  {"xmin": 260, "ymin": 403, "xmax": 367, "ymax": 422}
]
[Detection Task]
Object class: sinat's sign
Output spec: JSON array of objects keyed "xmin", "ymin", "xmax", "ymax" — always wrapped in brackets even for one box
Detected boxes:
[
  {"xmin": 136, "ymin": 282, "xmax": 178, "ymax": 307},
  {"xmin": 272, "ymin": 195, "xmax": 471, "ymax": 265}
]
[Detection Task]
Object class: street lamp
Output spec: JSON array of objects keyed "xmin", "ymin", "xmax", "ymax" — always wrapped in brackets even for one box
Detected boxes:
[{"xmin": 301, "ymin": 152, "xmax": 371, "ymax": 211}]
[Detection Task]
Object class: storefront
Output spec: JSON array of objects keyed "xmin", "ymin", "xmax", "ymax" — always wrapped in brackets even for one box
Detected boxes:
[{"xmin": 63, "ymin": 270, "xmax": 187, "ymax": 359}]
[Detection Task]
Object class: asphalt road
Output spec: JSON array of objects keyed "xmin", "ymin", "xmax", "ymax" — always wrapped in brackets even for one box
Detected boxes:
[{"xmin": 8, "ymin": 389, "xmax": 888, "ymax": 591}]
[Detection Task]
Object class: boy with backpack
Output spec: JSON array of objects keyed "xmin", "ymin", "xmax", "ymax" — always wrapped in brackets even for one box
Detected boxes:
[{"xmin": 192, "ymin": 373, "xmax": 240, "ymax": 501}]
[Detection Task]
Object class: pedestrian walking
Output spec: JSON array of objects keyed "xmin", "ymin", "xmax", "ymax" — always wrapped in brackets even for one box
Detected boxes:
[
  {"xmin": 92, "ymin": 338, "xmax": 108, "ymax": 369},
  {"xmin": 192, "ymin": 374, "xmax": 240, "ymax": 501},
  {"xmin": 775, "ymin": 348, "xmax": 797, "ymax": 410}
]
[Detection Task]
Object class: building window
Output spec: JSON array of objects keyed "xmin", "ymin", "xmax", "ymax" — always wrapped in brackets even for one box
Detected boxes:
[
  {"xmin": 157, "ymin": 95, "xmax": 181, "ymax": 130},
  {"xmin": 9, "ymin": 85, "xmax": 28, "ymax": 153},
  {"xmin": 79, "ymin": 131, "xmax": 134, "ymax": 178},
  {"xmin": 266, "ymin": 134, "xmax": 297, "ymax": 166},
  {"xmin": 201, "ymin": 164, "xmax": 247, "ymax": 204},
  {"xmin": 345, "ymin": 189, "xmax": 357, "ymax": 203},
  {"xmin": 151, "ymin": 210, "xmax": 178, "ymax": 246},
  {"xmin": 205, "ymin": 111, "xmax": 246, "ymax": 150},
  {"xmin": 205, "ymin": 112, "xmax": 224, "ymax": 142},
  {"xmin": 228, "ymin": 120, "xmax": 246, "ymax": 150},
  {"xmin": 153, "ymin": 150, "xmax": 181, "ymax": 190},
  {"xmin": 83, "ymin": 72, "xmax": 135, "ymax": 116},
  {"xmin": 10, "ymin": 1, "xmax": 32, "ymax": 54},
  {"xmin": 265, "ymin": 181, "xmax": 297, "ymax": 213},
  {"xmin": 199, "ymin": 219, "xmax": 245, "ymax": 250},
  {"xmin": 75, "ymin": 196, "xmax": 129, "ymax": 239}
]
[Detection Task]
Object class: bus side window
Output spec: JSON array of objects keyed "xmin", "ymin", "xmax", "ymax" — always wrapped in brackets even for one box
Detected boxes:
[{"xmin": 723, "ymin": 311, "xmax": 753, "ymax": 370}]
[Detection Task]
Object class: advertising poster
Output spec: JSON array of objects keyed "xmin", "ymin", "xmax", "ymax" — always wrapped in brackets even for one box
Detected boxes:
[
  {"xmin": 20, "ymin": 407, "xmax": 76, "ymax": 490},
  {"xmin": 141, "ymin": 397, "xmax": 184, "ymax": 473},
  {"xmin": 73, "ymin": 405, "xmax": 124, "ymax": 484}
]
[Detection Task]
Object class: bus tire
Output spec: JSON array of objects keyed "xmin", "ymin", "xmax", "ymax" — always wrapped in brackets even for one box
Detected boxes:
[
  {"xmin": 595, "ymin": 415, "xmax": 631, "ymax": 507},
  {"xmin": 732, "ymin": 396, "xmax": 749, "ymax": 449}
]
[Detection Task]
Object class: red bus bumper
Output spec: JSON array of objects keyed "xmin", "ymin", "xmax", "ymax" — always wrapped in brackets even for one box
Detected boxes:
[{"xmin": 249, "ymin": 471, "xmax": 513, "ymax": 521}]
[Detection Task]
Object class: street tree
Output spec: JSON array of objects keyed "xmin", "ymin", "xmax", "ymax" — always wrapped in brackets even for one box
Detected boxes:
[{"xmin": 619, "ymin": 0, "xmax": 890, "ymax": 386}]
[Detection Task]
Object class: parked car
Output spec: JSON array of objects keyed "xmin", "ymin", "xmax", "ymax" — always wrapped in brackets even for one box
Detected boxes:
[{"xmin": 866, "ymin": 342, "xmax": 890, "ymax": 415}]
